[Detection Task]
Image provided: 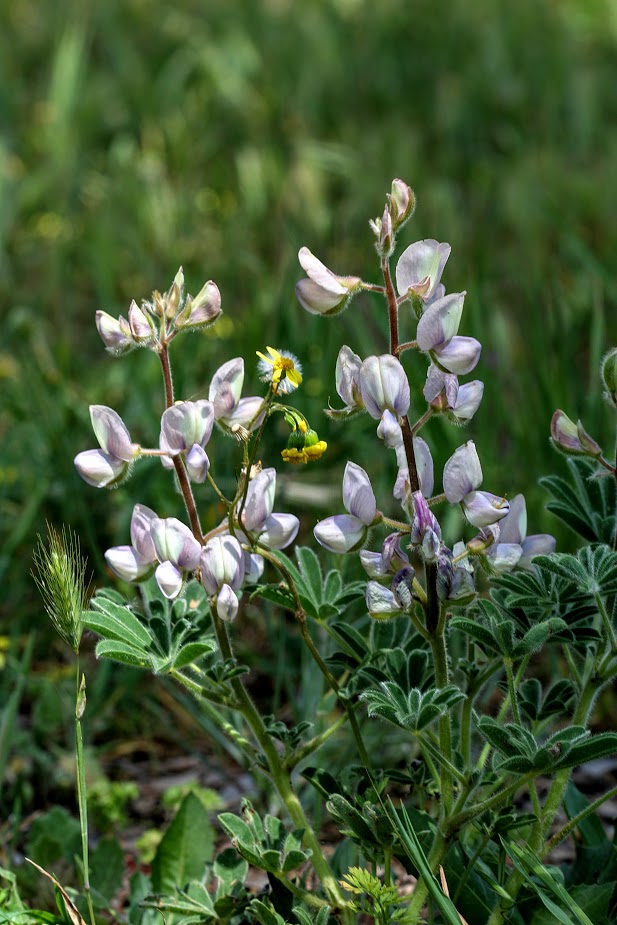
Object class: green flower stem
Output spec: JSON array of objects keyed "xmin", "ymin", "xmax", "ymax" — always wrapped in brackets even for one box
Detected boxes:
[
  {"xmin": 429, "ymin": 621, "xmax": 454, "ymax": 816},
  {"xmin": 396, "ymin": 340, "xmax": 418, "ymax": 355},
  {"xmin": 460, "ymin": 661, "xmax": 502, "ymax": 766},
  {"xmin": 258, "ymin": 544, "xmax": 371, "ymax": 768},
  {"xmin": 411, "ymin": 408, "xmax": 434, "ymax": 435},
  {"xmin": 169, "ymin": 667, "xmax": 239, "ymax": 708},
  {"xmin": 272, "ymin": 871, "xmax": 330, "ymax": 910},
  {"xmin": 476, "ymin": 657, "xmax": 528, "ymax": 773},
  {"xmin": 74, "ymin": 667, "xmax": 96, "ymax": 925},
  {"xmin": 289, "ymin": 712, "xmax": 348, "ymax": 769},
  {"xmin": 542, "ymin": 783, "xmax": 617, "ymax": 857},
  {"xmin": 487, "ymin": 676, "xmax": 603, "ymax": 925},
  {"xmin": 504, "ymin": 659, "xmax": 521, "ymax": 724},
  {"xmin": 452, "ymin": 829, "xmax": 493, "ymax": 904},
  {"xmin": 211, "ymin": 611, "xmax": 349, "ymax": 912},
  {"xmin": 418, "ymin": 733, "xmax": 467, "ymax": 785},
  {"xmin": 445, "ymin": 771, "xmax": 538, "ymax": 838},
  {"xmin": 595, "ymin": 592, "xmax": 617, "ymax": 653},
  {"xmin": 563, "ymin": 645, "xmax": 582, "ymax": 688}
]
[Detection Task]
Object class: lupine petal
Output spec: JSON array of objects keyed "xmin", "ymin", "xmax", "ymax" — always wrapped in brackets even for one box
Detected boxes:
[
  {"xmin": 160, "ymin": 400, "xmax": 214, "ymax": 455},
  {"xmin": 443, "ymin": 442, "xmax": 483, "ymax": 503},
  {"xmin": 416, "ymin": 292, "xmax": 465, "ymax": 351},
  {"xmin": 463, "ymin": 491, "xmax": 510, "ymax": 528},
  {"xmin": 519, "ymin": 534, "xmax": 557, "ymax": 568},
  {"xmin": 242, "ymin": 468, "xmax": 276, "ymax": 532},
  {"xmin": 434, "ymin": 336, "xmax": 482, "ymax": 375},
  {"xmin": 104, "ymin": 545, "xmax": 154, "ymax": 581},
  {"xmin": 359, "ymin": 355, "xmax": 410, "ymax": 420},
  {"xmin": 151, "ymin": 517, "xmax": 201, "ymax": 569},
  {"xmin": 259, "ymin": 513, "xmax": 300, "ymax": 549},
  {"xmin": 366, "ymin": 581, "xmax": 402, "ymax": 618},
  {"xmin": 342, "ymin": 462, "xmax": 377, "ymax": 524},
  {"xmin": 90, "ymin": 406, "xmax": 134, "ymax": 461},
  {"xmin": 314, "ymin": 514, "xmax": 367, "ymax": 553},
  {"xmin": 216, "ymin": 584, "xmax": 239, "ymax": 621},
  {"xmin": 335, "ymin": 345, "xmax": 363, "ymax": 409},
  {"xmin": 155, "ymin": 561, "xmax": 184, "ymax": 599},
  {"xmin": 130, "ymin": 504, "xmax": 158, "ymax": 561},
  {"xmin": 200, "ymin": 536, "xmax": 245, "ymax": 595},
  {"xmin": 209, "ymin": 358, "xmax": 244, "ymax": 419},
  {"xmin": 74, "ymin": 449, "xmax": 129, "ymax": 488},
  {"xmin": 186, "ymin": 444, "xmax": 210, "ymax": 483},
  {"xmin": 496, "ymin": 494, "xmax": 527, "ymax": 545},
  {"xmin": 395, "ymin": 239, "xmax": 451, "ymax": 302}
]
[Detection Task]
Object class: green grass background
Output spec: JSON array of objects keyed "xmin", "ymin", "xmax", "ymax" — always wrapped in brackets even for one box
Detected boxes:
[{"xmin": 3, "ymin": 0, "xmax": 617, "ymax": 629}]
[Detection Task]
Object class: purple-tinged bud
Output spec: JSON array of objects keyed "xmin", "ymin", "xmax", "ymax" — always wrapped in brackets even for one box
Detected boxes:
[
  {"xmin": 416, "ymin": 293, "xmax": 465, "ymax": 352},
  {"xmin": 391, "ymin": 566, "xmax": 416, "ymax": 611},
  {"xmin": 209, "ymin": 358, "xmax": 244, "ymax": 419},
  {"xmin": 165, "ymin": 267, "xmax": 184, "ymax": 320},
  {"xmin": 186, "ymin": 444, "xmax": 210, "ymax": 483},
  {"xmin": 448, "ymin": 566, "xmax": 476, "ymax": 602},
  {"xmin": 436, "ymin": 549, "xmax": 454, "ymax": 600},
  {"xmin": 216, "ymin": 584, "xmax": 239, "ymax": 621},
  {"xmin": 550, "ymin": 410, "xmax": 602, "ymax": 457},
  {"xmin": 433, "ymin": 336, "xmax": 482, "ymax": 376},
  {"xmin": 443, "ymin": 442, "xmax": 483, "ymax": 504},
  {"xmin": 200, "ymin": 536, "xmax": 245, "ymax": 596},
  {"xmin": 381, "ymin": 533, "xmax": 410, "ymax": 572},
  {"xmin": 395, "ymin": 239, "xmax": 451, "ymax": 303},
  {"xmin": 519, "ymin": 534, "xmax": 556, "ymax": 569},
  {"xmin": 176, "ymin": 280, "xmax": 221, "ymax": 328},
  {"xmin": 377, "ymin": 410, "xmax": 403, "ymax": 448},
  {"xmin": 90, "ymin": 405, "xmax": 136, "ymax": 461},
  {"xmin": 388, "ymin": 179, "xmax": 415, "ymax": 228},
  {"xmin": 342, "ymin": 462, "xmax": 377, "ymax": 524},
  {"xmin": 296, "ymin": 247, "xmax": 361, "ymax": 317},
  {"xmin": 602, "ymin": 348, "xmax": 617, "ymax": 405},
  {"xmin": 359, "ymin": 355, "xmax": 410, "ymax": 420},
  {"xmin": 366, "ymin": 581, "xmax": 402, "ymax": 619},
  {"xmin": 151, "ymin": 517, "xmax": 201, "ymax": 570},
  {"xmin": 314, "ymin": 514, "xmax": 368, "ymax": 554},
  {"xmin": 74, "ymin": 449, "xmax": 129, "ymax": 488},
  {"xmin": 95, "ymin": 310, "xmax": 134, "ymax": 354},
  {"xmin": 377, "ymin": 206, "xmax": 394, "ymax": 256},
  {"xmin": 462, "ymin": 491, "xmax": 509, "ymax": 528},
  {"xmin": 104, "ymin": 545, "xmax": 154, "ymax": 582},
  {"xmin": 242, "ymin": 468, "xmax": 276, "ymax": 532},
  {"xmin": 128, "ymin": 300, "xmax": 154, "ymax": 342},
  {"xmin": 160, "ymin": 400, "xmax": 214, "ymax": 456},
  {"xmin": 155, "ymin": 561, "xmax": 184, "ymax": 599},
  {"xmin": 410, "ymin": 491, "xmax": 442, "ymax": 547}
]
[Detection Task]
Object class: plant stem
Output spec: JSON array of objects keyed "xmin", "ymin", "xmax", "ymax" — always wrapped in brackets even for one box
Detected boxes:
[
  {"xmin": 211, "ymin": 611, "xmax": 349, "ymax": 912},
  {"xmin": 74, "ymin": 666, "xmax": 96, "ymax": 925},
  {"xmin": 542, "ymin": 783, "xmax": 617, "ymax": 857}
]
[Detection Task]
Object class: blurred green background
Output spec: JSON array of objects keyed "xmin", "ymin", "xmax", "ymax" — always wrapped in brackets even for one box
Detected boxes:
[{"xmin": 3, "ymin": 0, "xmax": 617, "ymax": 628}]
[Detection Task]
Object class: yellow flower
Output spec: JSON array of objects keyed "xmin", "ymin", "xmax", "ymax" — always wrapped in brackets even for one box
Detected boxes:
[
  {"xmin": 304, "ymin": 439, "xmax": 327, "ymax": 461},
  {"xmin": 281, "ymin": 447, "xmax": 309, "ymax": 464},
  {"xmin": 256, "ymin": 346, "xmax": 303, "ymax": 394}
]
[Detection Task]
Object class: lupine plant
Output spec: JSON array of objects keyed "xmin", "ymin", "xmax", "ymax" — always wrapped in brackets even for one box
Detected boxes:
[{"xmin": 32, "ymin": 180, "xmax": 617, "ymax": 925}]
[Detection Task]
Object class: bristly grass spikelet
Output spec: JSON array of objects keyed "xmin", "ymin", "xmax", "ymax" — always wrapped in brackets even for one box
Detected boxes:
[{"xmin": 32, "ymin": 524, "xmax": 90, "ymax": 653}]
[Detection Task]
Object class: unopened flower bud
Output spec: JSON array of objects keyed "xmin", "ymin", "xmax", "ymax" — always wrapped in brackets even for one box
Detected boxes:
[
  {"xmin": 391, "ymin": 566, "xmax": 416, "ymax": 611},
  {"xmin": 95, "ymin": 310, "xmax": 134, "ymax": 354},
  {"xmin": 550, "ymin": 410, "xmax": 602, "ymax": 457},
  {"xmin": 186, "ymin": 444, "xmax": 210, "ymax": 482},
  {"xmin": 155, "ymin": 560, "xmax": 184, "ymax": 599},
  {"xmin": 388, "ymin": 179, "xmax": 415, "ymax": 228},
  {"xmin": 128, "ymin": 300, "xmax": 154, "ymax": 342},
  {"xmin": 366, "ymin": 581, "xmax": 402, "ymax": 619},
  {"xmin": 216, "ymin": 584, "xmax": 239, "ymax": 621},
  {"xmin": 166, "ymin": 267, "xmax": 184, "ymax": 319},
  {"xmin": 602, "ymin": 348, "xmax": 617, "ymax": 405},
  {"xmin": 377, "ymin": 206, "xmax": 393, "ymax": 257},
  {"xmin": 176, "ymin": 280, "xmax": 222, "ymax": 328}
]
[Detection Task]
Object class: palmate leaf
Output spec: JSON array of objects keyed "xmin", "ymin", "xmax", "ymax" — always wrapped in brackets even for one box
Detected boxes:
[
  {"xmin": 540, "ymin": 457, "xmax": 616, "ymax": 544},
  {"xmin": 360, "ymin": 682, "xmax": 464, "ymax": 731},
  {"xmin": 534, "ymin": 545, "xmax": 617, "ymax": 598},
  {"xmin": 252, "ymin": 547, "xmax": 364, "ymax": 620}
]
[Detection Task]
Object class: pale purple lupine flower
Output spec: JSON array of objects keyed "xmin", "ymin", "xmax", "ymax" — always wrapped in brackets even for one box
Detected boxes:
[
  {"xmin": 208, "ymin": 358, "xmax": 266, "ymax": 435},
  {"xmin": 200, "ymin": 535, "xmax": 245, "ymax": 621},
  {"xmin": 240, "ymin": 468, "xmax": 299, "ymax": 550},
  {"xmin": 415, "ymin": 292, "xmax": 481, "ymax": 375},
  {"xmin": 74, "ymin": 405, "xmax": 138, "ymax": 488},
  {"xmin": 485, "ymin": 494, "xmax": 556, "ymax": 571},
  {"xmin": 395, "ymin": 239, "xmax": 451, "ymax": 304},
  {"xmin": 128, "ymin": 300, "xmax": 154, "ymax": 342},
  {"xmin": 295, "ymin": 247, "xmax": 362, "ymax": 316},
  {"xmin": 359, "ymin": 355, "xmax": 410, "ymax": 420},
  {"xmin": 104, "ymin": 503, "xmax": 158, "ymax": 581},
  {"xmin": 443, "ymin": 442, "xmax": 508, "ymax": 528},
  {"xmin": 360, "ymin": 533, "xmax": 409, "ymax": 579},
  {"xmin": 410, "ymin": 491, "xmax": 442, "ymax": 561},
  {"xmin": 424, "ymin": 365, "xmax": 484, "ymax": 423},
  {"xmin": 159, "ymin": 400, "xmax": 214, "ymax": 457},
  {"xmin": 394, "ymin": 436, "xmax": 434, "ymax": 511},
  {"xmin": 149, "ymin": 516, "xmax": 202, "ymax": 599},
  {"xmin": 377, "ymin": 410, "xmax": 403, "ymax": 448},
  {"xmin": 314, "ymin": 462, "xmax": 377, "ymax": 554},
  {"xmin": 366, "ymin": 581, "xmax": 402, "ymax": 618},
  {"xmin": 326, "ymin": 345, "xmax": 364, "ymax": 418}
]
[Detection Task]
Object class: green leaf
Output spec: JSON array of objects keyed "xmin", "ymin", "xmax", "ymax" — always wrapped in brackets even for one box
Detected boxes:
[
  {"xmin": 83, "ymin": 597, "xmax": 152, "ymax": 649},
  {"xmin": 173, "ymin": 639, "xmax": 216, "ymax": 668},
  {"xmin": 213, "ymin": 847, "xmax": 248, "ymax": 895},
  {"xmin": 218, "ymin": 812, "xmax": 253, "ymax": 849},
  {"xmin": 94, "ymin": 639, "xmax": 153, "ymax": 669},
  {"xmin": 555, "ymin": 732, "xmax": 617, "ymax": 770},
  {"xmin": 323, "ymin": 569, "xmax": 343, "ymax": 602},
  {"xmin": 296, "ymin": 546, "xmax": 323, "ymax": 607},
  {"xmin": 563, "ymin": 782, "xmax": 607, "ymax": 848},
  {"xmin": 449, "ymin": 616, "xmax": 501, "ymax": 654},
  {"xmin": 540, "ymin": 458, "xmax": 616, "ymax": 545},
  {"xmin": 151, "ymin": 793, "xmax": 214, "ymax": 893}
]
